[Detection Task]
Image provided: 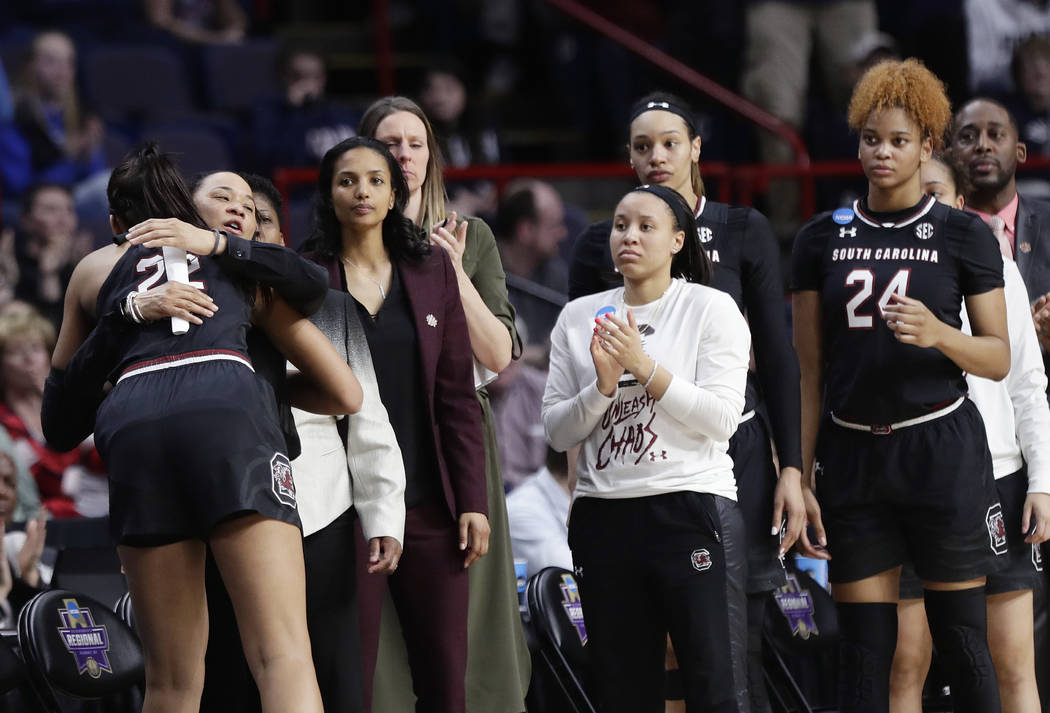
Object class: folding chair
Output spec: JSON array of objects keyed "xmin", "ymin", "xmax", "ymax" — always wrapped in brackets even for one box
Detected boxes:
[
  {"xmin": 762, "ymin": 563, "xmax": 840, "ymax": 712},
  {"xmin": 524, "ymin": 567, "xmax": 597, "ymax": 713},
  {"xmin": 17, "ymin": 589, "xmax": 143, "ymax": 713}
]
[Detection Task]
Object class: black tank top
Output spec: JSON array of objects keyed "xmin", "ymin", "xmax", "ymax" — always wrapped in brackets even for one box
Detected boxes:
[{"xmin": 95, "ymin": 244, "xmax": 254, "ymax": 379}]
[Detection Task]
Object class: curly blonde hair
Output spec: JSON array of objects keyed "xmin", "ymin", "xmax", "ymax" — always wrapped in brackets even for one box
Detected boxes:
[
  {"xmin": 847, "ymin": 59, "xmax": 951, "ymax": 150},
  {"xmin": 0, "ymin": 303, "xmax": 55, "ymax": 355}
]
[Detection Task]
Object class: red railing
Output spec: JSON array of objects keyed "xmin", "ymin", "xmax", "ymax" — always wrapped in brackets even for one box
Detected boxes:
[{"xmin": 273, "ymin": 156, "xmax": 1050, "ymax": 233}]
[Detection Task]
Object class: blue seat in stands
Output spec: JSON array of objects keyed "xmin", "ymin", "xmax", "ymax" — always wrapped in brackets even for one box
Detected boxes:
[
  {"xmin": 201, "ymin": 40, "xmax": 279, "ymax": 114},
  {"xmin": 82, "ymin": 46, "xmax": 192, "ymax": 122},
  {"xmin": 140, "ymin": 124, "xmax": 233, "ymax": 179}
]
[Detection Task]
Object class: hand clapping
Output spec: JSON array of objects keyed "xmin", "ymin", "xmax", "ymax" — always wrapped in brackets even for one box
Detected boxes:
[{"xmin": 595, "ymin": 310, "xmax": 653, "ymax": 379}]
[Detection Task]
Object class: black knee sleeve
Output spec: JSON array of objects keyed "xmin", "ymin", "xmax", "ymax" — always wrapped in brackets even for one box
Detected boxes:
[
  {"xmin": 923, "ymin": 587, "xmax": 1001, "ymax": 713},
  {"xmin": 835, "ymin": 602, "xmax": 897, "ymax": 713}
]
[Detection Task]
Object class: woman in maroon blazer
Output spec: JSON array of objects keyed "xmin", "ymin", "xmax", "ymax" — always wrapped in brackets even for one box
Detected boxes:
[{"xmin": 303, "ymin": 135, "xmax": 489, "ymax": 713}]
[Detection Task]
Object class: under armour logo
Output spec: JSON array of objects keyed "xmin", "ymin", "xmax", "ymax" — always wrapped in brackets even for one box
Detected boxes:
[
  {"xmin": 574, "ymin": 565, "xmax": 584, "ymax": 578},
  {"xmin": 698, "ymin": 226, "xmax": 714, "ymax": 243},
  {"xmin": 839, "ymin": 226, "xmax": 857, "ymax": 238},
  {"xmin": 648, "ymin": 450, "xmax": 668, "ymax": 461},
  {"xmin": 915, "ymin": 222, "xmax": 934, "ymax": 240}
]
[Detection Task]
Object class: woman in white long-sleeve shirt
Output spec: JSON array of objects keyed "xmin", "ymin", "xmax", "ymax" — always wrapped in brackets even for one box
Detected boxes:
[
  {"xmin": 890, "ymin": 154, "xmax": 1050, "ymax": 713},
  {"xmin": 542, "ymin": 184, "xmax": 751, "ymax": 713}
]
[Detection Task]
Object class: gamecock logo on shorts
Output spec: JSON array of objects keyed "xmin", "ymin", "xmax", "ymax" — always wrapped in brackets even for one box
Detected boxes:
[
  {"xmin": 691, "ymin": 549, "xmax": 712, "ymax": 572},
  {"xmin": 1034, "ymin": 544, "xmax": 1044, "ymax": 572},
  {"xmin": 270, "ymin": 453, "xmax": 296, "ymax": 508},
  {"xmin": 986, "ymin": 504, "xmax": 1008, "ymax": 556}
]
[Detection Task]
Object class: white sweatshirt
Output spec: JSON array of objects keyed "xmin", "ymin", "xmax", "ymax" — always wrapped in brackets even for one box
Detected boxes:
[
  {"xmin": 542, "ymin": 279, "xmax": 751, "ymax": 501},
  {"xmin": 962, "ymin": 258, "xmax": 1050, "ymax": 493}
]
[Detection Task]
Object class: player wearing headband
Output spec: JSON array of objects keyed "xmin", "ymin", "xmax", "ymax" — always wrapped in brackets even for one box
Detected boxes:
[
  {"xmin": 791, "ymin": 59, "xmax": 1010, "ymax": 713},
  {"xmin": 568, "ymin": 90, "xmax": 804, "ymax": 711},
  {"xmin": 544, "ymin": 184, "xmax": 751, "ymax": 712}
]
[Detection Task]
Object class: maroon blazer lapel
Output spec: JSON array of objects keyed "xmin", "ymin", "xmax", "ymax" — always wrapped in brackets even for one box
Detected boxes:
[{"xmin": 397, "ymin": 254, "xmax": 443, "ymax": 407}]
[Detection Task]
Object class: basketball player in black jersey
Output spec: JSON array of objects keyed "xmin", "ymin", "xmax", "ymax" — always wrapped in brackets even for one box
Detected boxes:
[
  {"xmin": 568, "ymin": 91, "xmax": 804, "ymax": 712},
  {"xmin": 49, "ymin": 145, "xmax": 362, "ymax": 713},
  {"xmin": 791, "ymin": 60, "xmax": 1010, "ymax": 713}
]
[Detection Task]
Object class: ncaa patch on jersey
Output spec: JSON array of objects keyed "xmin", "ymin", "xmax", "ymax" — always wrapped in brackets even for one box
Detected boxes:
[
  {"xmin": 691, "ymin": 548, "xmax": 712, "ymax": 572},
  {"xmin": 986, "ymin": 504, "xmax": 1008, "ymax": 555},
  {"xmin": 271, "ymin": 453, "xmax": 296, "ymax": 508},
  {"xmin": 832, "ymin": 208, "xmax": 855, "ymax": 225},
  {"xmin": 915, "ymin": 222, "xmax": 934, "ymax": 240}
]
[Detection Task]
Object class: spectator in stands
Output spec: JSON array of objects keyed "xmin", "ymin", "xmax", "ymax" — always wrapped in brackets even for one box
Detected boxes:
[
  {"xmin": 1007, "ymin": 35, "xmax": 1050, "ymax": 158},
  {"xmin": 497, "ymin": 180, "xmax": 569, "ymax": 347},
  {"xmin": 0, "ymin": 31, "xmax": 107, "ymax": 224},
  {"xmin": 950, "ymin": 98, "xmax": 1050, "ymax": 373},
  {"xmin": 0, "ymin": 451, "xmax": 48, "ymax": 629},
  {"xmin": 0, "ymin": 423, "xmax": 39, "ymax": 524},
  {"xmin": 0, "ymin": 305, "xmax": 106, "ymax": 519},
  {"xmin": 359, "ymin": 96, "xmax": 530, "ymax": 713},
  {"xmin": 419, "ymin": 62, "xmax": 501, "ymax": 219},
  {"xmin": 144, "ymin": 0, "xmax": 247, "ymax": 45},
  {"xmin": 740, "ymin": 0, "xmax": 877, "ymax": 237},
  {"xmin": 506, "ymin": 447, "xmax": 571, "ymax": 578},
  {"xmin": 966, "ymin": 0, "xmax": 1050, "ymax": 94},
  {"xmin": 10, "ymin": 183, "xmax": 92, "ymax": 328},
  {"xmin": 420, "ymin": 63, "xmax": 500, "ymax": 170},
  {"xmin": 489, "ymin": 342, "xmax": 548, "ymax": 490},
  {"xmin": 249, "ymin": 47, "xmax": 358, "ymax": 176}
]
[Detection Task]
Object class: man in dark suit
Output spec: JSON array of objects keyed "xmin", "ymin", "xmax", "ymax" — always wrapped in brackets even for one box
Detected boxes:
[
  {"xmin": 952, "ymin": 98, "xmax": 1050, "ymax": 361},
  {"xmin": 951, "ymin": 95, "xmax": 1050, "ymax": 713}
]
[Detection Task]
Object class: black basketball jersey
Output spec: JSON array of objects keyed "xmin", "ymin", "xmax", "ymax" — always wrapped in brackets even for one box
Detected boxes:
[
  {"xmin": 790, "ymin": 195, "xmax": 1004, "ymax": 424},
  {"xmin": 95, "ymin": 244, "xmax": 254, "ymax": 379}
]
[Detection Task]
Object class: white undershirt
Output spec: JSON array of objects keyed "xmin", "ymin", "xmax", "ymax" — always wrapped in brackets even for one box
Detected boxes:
[{"xmin": 961, "ymin": 258, "xmax": 1050, "ymax": 493}]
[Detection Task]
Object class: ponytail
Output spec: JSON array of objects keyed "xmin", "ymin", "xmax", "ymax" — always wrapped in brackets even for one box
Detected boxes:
[{"xmin": 107, "ymin": 143, "xmax": 206, "ymax": 229}]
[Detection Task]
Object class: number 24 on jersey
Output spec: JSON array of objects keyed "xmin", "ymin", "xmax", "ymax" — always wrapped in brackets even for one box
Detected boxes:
[{"xmin": 844, "ymin": 268, "xmax": 910, "ymax": 329}]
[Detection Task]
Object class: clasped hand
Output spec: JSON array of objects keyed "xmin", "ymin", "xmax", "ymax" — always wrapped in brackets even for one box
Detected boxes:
[{"xmin": 590, "ymin": 310, "xmax": 653, "ymax": 395}]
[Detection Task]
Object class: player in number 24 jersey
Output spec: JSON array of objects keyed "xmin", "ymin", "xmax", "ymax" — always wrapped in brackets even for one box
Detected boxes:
[{"xmin": 791, "ymin": 194, "xmax": 1004, "ymax": 425}]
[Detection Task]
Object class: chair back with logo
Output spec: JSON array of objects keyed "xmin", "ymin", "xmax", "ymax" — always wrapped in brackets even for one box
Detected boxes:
[
  {"xmin": 524, "ymin": 567, "xmax": 596, "ymax": 713},
  {"xmin": 763, "ymin": 563, "xmax": 840, "ymax": 712},
  {"xmin": 17, "ymin": 589, "xmax": 144, "ymax": 710}
]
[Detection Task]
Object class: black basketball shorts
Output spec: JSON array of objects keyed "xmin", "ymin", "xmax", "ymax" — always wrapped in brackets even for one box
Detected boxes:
[
  {"xmin": 899, "ymin": 468, "xmax": 1043, "ymax": 599},
  {"xmin": 95, "ymin": 358, "xmax": 301, "ymax": 545},
  {"xmin": 814, "ymin": 398, "xmax": 1005, "ymax": 584}
]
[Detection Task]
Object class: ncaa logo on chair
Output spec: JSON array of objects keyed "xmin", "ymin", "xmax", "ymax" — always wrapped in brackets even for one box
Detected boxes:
[
  {"xmin": 690, "ymin": 549, "xmax": 712, "ymax": 572},
  {"xmin": 986, "ymin": 504, "xmax": 1008, "ymax": 555},
  {"xmin": 271, "ymin": 453, "xmax": 296, "ymax": 507},
  {"xmin": 56, "ymin": 598, "xmax": 112, "ymax": 679}
]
